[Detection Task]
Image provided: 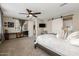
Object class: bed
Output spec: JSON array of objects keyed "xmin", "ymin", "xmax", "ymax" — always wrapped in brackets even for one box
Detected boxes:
[{"xmin": 34, "ymin": 32, "xmax": 79, "ymax": 56}]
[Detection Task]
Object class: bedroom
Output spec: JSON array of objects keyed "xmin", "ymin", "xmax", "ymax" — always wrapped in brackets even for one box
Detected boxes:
[{"xmin": 0, "ymin": 3, "xmax": 79, "ymax": 56}]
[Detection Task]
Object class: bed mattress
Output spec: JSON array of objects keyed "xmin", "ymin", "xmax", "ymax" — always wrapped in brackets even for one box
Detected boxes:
[{"xmin": 35, "ymin": 34, "xmax": 79, "ymax": 56}]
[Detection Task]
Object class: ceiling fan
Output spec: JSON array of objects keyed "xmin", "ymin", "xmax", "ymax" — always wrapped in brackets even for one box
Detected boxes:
[{"xmin": 19, "ymin": 9, "xmax": 41, "ymax": 18}]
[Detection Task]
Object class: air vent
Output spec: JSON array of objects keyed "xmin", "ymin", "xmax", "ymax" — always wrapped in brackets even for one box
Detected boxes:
[{"xmin": 60, "ymin": 3, "xmax": 68, "ymax": 7}]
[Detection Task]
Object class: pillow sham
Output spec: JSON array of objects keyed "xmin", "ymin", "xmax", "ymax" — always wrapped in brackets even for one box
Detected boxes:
[
  {"xmin": 67, "ymin": 31, "xmax": 79, "ymax": 46},
  {"xmin": 69, "ymin": 39, "xmax": 79, "ymax": 46},
  {"xmin": 56, "ymin": 30, "xmax": 64, "ymax": 39},
  {"xmin": 67, "ymin": 31, "xmax": 79, "ymax": 40}
]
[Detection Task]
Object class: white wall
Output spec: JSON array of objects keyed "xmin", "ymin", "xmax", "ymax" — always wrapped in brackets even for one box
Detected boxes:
[
  {"xmin": 14, "ymin": 19, "xmax": 21, "ymax": 32},
  {"xmin": 46, "ymin": 11, "xmax": 79, "ymax": 34},
  {"xmin": 37, "ymin": 20, "xmax": 47, "ymax": 35},
  {"xmin": 3, "ymin": 17, "xmax": 21, "ymax": 33},
  {"xmin": 22, "ymin": 21, "xmax": 28, "ymax": 31},
  {"xmin": 28, "ymin": 20, "xmax": 34, "ymax": 37},
  {"xmin": 73, "ymin": 13, "xmax": 79, "ymax": 31},
  {"xmin": 3, "ymin": 16, "xmax": 36, "ymax": 38},
  {"xmin": 3, "ymin": 16, "xmax": 21, "ymax": 39},
  {"xmin": 46, "ymin": 20, "xmax": 52, "ymax": 33},
  {"xmin": 46, "ymin": 12, "xmax": 79, "ymax": 33}
]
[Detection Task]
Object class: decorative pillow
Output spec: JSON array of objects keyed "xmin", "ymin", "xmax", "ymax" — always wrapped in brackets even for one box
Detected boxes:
[
  {"xmin": 56, "ymin": 30, "xmax": 64, "ymax": 39},
  {"xmin": 67, "ymin": 31, "xmax": 79, "ymax": 40},
  {"xmin": 67, "ymin": 31, "xmax": 79, "ymax": 46},
  {"xmin": 69, "ymin": 39, "xmax": 79, "ymax": 46}
]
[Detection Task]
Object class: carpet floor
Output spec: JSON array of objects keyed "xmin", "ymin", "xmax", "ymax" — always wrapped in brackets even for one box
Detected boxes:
[{"xmin": 0, "ymin": 37, "xmax": 49, "ymax": 56}]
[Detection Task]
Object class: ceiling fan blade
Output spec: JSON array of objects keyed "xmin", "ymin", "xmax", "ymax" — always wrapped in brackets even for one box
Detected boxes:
[
  {"xmin": 26, "ymin": 9, "xmax": 32, "ymax": 13},
  {"xmin": 32, "ymin": 12, "xmax": 41, "ymax": 14},
  {"xmin": 32, "ymin": 14, "xmax": 37, "ymax": 17},
  {"xmin": 20, "ymin": 8, "xmax": 41, "ymax": 18},
  {"xmin": 27, "ymin": 15, "xmax": 29, "ymax": 17}
]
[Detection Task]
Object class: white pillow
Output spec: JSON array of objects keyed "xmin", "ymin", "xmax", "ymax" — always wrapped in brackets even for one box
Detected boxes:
[
  {"xmin": 67, "ymin": 31, "xmax": 79, "ymax": 46},
  {"xmin": 56, "ymin": 30, "xmax": 70, "ymax": 39},
  {"xmin": 67, "ymin": 31, "xmax": 79, "ymax": 40},
  {"xmin": 69, "ymin": 39, "xmax": 79, "ymax": 46},
  {"xmin": 56, "ymin": 30, "xmax": 64, "ymax": 39}
]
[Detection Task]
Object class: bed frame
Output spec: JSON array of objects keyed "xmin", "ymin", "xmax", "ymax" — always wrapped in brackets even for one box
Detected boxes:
[{"xmin": 34, "ymin": 43, "xmax": 61, "ymax": 56}]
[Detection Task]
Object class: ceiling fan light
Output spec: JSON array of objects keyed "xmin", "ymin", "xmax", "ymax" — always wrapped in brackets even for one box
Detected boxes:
[{"xmin": 29, "ymin": 14, "xmax": 32, "ymax": 17}]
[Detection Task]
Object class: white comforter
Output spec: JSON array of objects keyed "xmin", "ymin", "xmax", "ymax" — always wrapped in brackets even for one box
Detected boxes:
[{"xmin": 35, "ymin": 34, "xmax": 79, "ymax": 56}]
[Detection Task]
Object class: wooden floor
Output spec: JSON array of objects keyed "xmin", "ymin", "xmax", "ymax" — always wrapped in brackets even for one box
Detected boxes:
[{"xmin": 0, "ymin": 37, "xmax": 49, "ymax": 56}]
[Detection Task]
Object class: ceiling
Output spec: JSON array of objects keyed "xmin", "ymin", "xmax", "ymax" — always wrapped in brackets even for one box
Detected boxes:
[{"xmin": 1, "ymin": 3, "xmax": 79, "ymax": 20}]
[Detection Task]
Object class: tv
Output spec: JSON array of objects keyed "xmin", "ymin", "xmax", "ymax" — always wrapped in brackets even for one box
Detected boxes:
[
  {"xmin": 8, "ymin": 22, "xmax": 14, "ymax": 27},
  {"xmin": 39, "ymin": 23, "xmax": 46, "ymax": 28}
]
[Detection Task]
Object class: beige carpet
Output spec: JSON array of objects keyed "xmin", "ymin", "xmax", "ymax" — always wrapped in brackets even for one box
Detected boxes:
[{"xmin": 0, "ymin": 37, "xmax": 49, "ymax": 56}]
